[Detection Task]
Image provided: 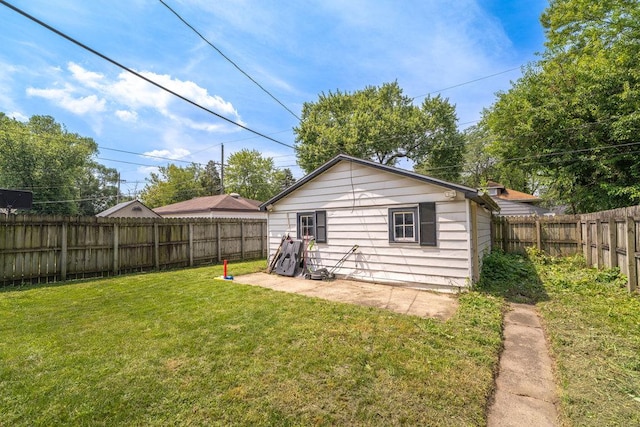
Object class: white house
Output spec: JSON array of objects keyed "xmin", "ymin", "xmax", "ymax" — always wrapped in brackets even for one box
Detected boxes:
[{"xmin": 260, "ymin": 155, "xmax": 498, "ymax": 292}]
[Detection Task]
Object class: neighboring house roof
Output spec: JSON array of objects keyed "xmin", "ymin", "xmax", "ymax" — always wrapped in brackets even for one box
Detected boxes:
[
  {"xmin": 493, "ymin": 198, "xmax": 551, "ymax": 216},
  {"xmin": 153, "ymin": 193, "xmax": 262, "ymax": 215},
  {"xmin": 486, "ymin": 181, "xmax": 540, "ymax": 203},
  {"xmin": 260, "ymin": 154, "xmax": 499, "ymax": 211},
  {"xmin": 96, "ymin": 199, "xmax": 161, "ymax": 218}
]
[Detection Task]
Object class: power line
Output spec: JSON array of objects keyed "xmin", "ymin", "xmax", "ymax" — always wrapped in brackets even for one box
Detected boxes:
[
  {"xmin": 32, "ymin": 195, "xmax": 113, "ymax": 205},
  {"xmin": 97, "ymin": 157, "xmax": 174, "ymax": 168},
  {"xmin": 99, "ymin": 146, "xmax": 208, "ymax": 164},
  {"xmin": 0, "ymin": 0, "xmax": 295, "ymax": 150},
  {"xmin": 411, "ymin": 66, "xmax": 522, "ymax": 100},
  {"xmin": 419, "ymin": 140, "xmax": 640, "ymax": 174},
  {"xmin": 158, "ymin": 0, "xmax": 301, "ymax": 122}
]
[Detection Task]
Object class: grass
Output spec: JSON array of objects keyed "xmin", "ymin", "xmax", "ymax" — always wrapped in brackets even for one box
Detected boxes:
[
  {"xmin": 477, "ymin": 249, "xmax": 640, "ymax": 426},
  {"xmin": 530, "ymin": 251, "xmax": 640, "ymax": 426},
  {"xmin": 0, "ymin": 260, "xmax": 504, "ymax": 426}
]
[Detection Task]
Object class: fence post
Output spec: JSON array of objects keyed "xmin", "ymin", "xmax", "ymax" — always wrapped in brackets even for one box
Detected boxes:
[
  {"xmin": 216, "ymin": 222, "xmax": 221, "ymax": 262},
  {"xmin": 536, "ymin": 218, "xmax": 542, "ymax": 251},
  {"xmin": 262, "ymin": 221, "xmax": 266, "ymax": 258},
  {"xmin": 576, "ymin": 219, "xmax": 582, "ymax": 258},
  {"xmin": 154, "ymin": 223, "xmax": 160, "ymax": 270},
  {"xmin": 595, "ymin": 219, "xmax": 602, "ymax": 269},
  {"xmin": 626, "ymin": 217, "xmax": 637, "ymax": 292},
  {"xmin": 585, "ymin": 221, "xmax": 593, "ymax": 267},
  {"xmin": 113, "ymin": 223, "xmax": 119, "ymax": 275},
  {"xmin": 60, "ymin": 221, "xmax": 67, "ymax": 281},
  {"xmin": 241, "ymin": 221, "xmax": 245, "ymax": 260},
  {"xmin": 608, "ymin": 218, "xmax": 617, "ymax": 268},
  {"xmin": 501, "ymin": 217, "xmax": 509, "ymax": 252},
  {"xmin": 188, "ymin": 223, "xmax": 194, "ymax": 267}
]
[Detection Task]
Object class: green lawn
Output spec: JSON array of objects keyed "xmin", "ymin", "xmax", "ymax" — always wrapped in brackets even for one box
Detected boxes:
[
  {"xmin": 0, "ymin": 261, "xmax": 504, "ymax": 426},
  {"xmin": 477, "ymin": 250, "xmax": 640, "ymax": 426},
  {"xmin": 532, "ymin": 252, "xmax": 640, "ymax": 426}
]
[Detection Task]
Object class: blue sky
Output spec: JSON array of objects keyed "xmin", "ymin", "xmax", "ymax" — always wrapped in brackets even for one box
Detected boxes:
[{"xmin": 0, "ymin": 0, "xmax": 548, "ymax": 197}]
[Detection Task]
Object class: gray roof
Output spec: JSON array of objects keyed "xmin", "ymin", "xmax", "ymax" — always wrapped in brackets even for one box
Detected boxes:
[{"xmin": 260, "ymin": 154, "xmax": 499, "ymax": 211}]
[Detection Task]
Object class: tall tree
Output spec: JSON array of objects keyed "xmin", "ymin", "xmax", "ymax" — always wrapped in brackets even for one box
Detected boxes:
[
  {"xmin": 200, "ymin": 160, "xmax": 222, "ymax": 195},
  {"xmin": 485, "ymin": 0, "xmax": 640, "ymax": 212},
  {"xmin": 224, "ymin": 149, "xmax": 288, "ymax": 201},
  {"xmin": 76, "ymin": 162, "xmax": 119, "ymax": 216},
  {"xmin": 274, "ymin": 168, "xmax": 296, "ymax": 192},
  {"xmin": 459, "ymin": 125, "xmax": 496, "ymax": 189},
  {"xmin": 140, "ymin": 163, "xmax": 209, "ymax": 208},
  {"xmin": 294, "ymin": 82, "xmax": 464, "ymax": 181},
  {"xmin": 0, "ymin": 113, "xmax": 115, "ymax": 215}
]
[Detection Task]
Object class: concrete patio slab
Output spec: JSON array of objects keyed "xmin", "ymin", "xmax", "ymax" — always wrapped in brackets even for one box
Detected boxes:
[{"xmin": 233, "ymin": 272, "xmax": 459, "ymax": 321}]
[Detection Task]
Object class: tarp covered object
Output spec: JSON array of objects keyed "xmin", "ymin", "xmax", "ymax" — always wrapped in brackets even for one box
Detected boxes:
[{"xmin": 274, "ymin": 240, "xmax": 303, "ymax": 276}]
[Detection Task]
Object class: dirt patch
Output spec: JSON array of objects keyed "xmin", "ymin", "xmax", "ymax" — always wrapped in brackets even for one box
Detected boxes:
[{"xmin": 233, "ymin": 272, "xmax": 459, "ymax": 321}]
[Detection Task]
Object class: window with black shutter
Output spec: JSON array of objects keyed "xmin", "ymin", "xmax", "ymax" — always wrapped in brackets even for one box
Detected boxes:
[
  {"xmin": 297, "ymin": 211, "xmax": 327, "ymax": 242},
  {"xmin": 388, "ymin": 203, "xmax": 437, "ymax": 246}
]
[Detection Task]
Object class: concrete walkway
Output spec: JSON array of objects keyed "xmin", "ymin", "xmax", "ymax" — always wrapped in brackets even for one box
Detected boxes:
[{"xmin": 487, "ymin": 303, "xmax": 559, "ymax": 427}]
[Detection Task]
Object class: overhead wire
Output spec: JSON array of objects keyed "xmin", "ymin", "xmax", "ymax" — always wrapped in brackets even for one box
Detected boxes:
[
  {"xmin": 411, "ymin": 66, "xmax": 523, "ymax": 100},
  {"xmin": 0, "ymin": 0, "xmax": 295, "ymax": 150},
  {"xmin": 158, "ymin": 0, "xmax": 301, "ymax": 122},
  {"xmin": 99, "ymin": 147, "xmax": 209, "ymax": 165}
]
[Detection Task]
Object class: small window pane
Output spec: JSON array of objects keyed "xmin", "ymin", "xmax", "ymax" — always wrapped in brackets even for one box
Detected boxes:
[{"xmin": 392, "ymin": 210, "xmax": 416, "ymax": 241}]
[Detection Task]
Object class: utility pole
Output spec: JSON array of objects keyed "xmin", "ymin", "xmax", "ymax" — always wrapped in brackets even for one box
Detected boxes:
[
  {"xmin": 220, "ymin": 143, "xmax": 225, "ymax": 195},
  {"xmin": 116, "ymin": 171, "xmax": 121, "ymax": 204}
]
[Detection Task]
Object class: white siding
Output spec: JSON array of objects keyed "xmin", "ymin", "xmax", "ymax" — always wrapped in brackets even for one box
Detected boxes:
[
  {"xmin": 477, "ymin": 205, "xmax": 493, "ymax": 258},
  {"xmin": 267, "ymin": 161, "xmax": 475, "ymax": 292}
]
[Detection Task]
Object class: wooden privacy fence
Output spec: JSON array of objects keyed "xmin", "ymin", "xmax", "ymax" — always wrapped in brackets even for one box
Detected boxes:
[
  {"xmin": 0, "ymin": 215, "xmax": 267, "ymax": 286},
  {"xmin": 493, "ymin": 205, "xmax": 640, "ymax": 292}
]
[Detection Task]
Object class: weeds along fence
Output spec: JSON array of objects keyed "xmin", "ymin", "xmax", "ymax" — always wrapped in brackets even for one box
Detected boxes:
[
  {"xmin": 0, "ymin": 215, "xmax": 267, "ymax": 286},
  {"xmin": 493, "ymin": 205, "xmax": 640, "ymax": 292}
]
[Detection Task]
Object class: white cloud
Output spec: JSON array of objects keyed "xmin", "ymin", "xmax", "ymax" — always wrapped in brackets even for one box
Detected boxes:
[
  {"xmin": 8, "ymin": 111, "xmax": 28, "ymax": 121},
  {"xmin": 106, "ymin": 70, "xmax": 243, "ymax": 131},
  {"xmin": 26, "ymin": 85, "xmax": 106, "ymax": 115},
  {"xmin": 20, "ymin": 61, "xmax": 243, "ymax": 134},
  {"xmin": 138, "ymin": 166, "xmax": 159, "ymax": 176},
  {"xmin": 68, "ymin": 62, "xmax": 104, "ymax": 89},
  {"xmin": 143, "ymin": 148, "xmax": 191, "ymax": 161},
  {"xmin": 115, "ymin": 109, "xmax": 138, "ymax": 122}
]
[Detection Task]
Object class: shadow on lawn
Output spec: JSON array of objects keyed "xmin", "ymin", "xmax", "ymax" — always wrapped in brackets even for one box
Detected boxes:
[{"xmin": 475, "ymin": 249, "xmax": 549, "ymax": 304}]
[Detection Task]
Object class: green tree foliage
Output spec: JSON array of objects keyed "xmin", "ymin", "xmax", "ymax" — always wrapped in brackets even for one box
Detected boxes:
[
  {"xmin": 0, "ymin": 113, "xmax": 116, "ymax": 215},
  {"xmin": 294, "ymin": 82, "xmax": 464, "ymax": 181},
  {"xmin": 200, "ymin": 160, "xmax": 222, "ymax": 195},
  {"xmin": 76, "ymin": 162, "xmax": 119, "ymax": 216},
  {"xmin": 485, "ymin": 0, "xmax": 640, "ymax": 212},
  {"xmin": 459, "ymin": 125, "xmax": 496, "ymax": 189},
  {"xmin": 224, "ymin": 149, "xmax": 289, "ymax": 201},
  {"xmin": 273, "ymin": 167, "xmax": 296, "ymax": 192},
  {"xmin": 140, "ymin": 163, "xmax": 214, "ymax": 208}
]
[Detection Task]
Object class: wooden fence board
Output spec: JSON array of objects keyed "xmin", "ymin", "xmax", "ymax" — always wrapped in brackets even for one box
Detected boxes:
[
  {"xmin": 494, "ymin": 208, "xmax": 640, "ymax": 293},
  {"xmin": 0, "ymin": 215, "xmax": 267, "ymax": 286}
]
